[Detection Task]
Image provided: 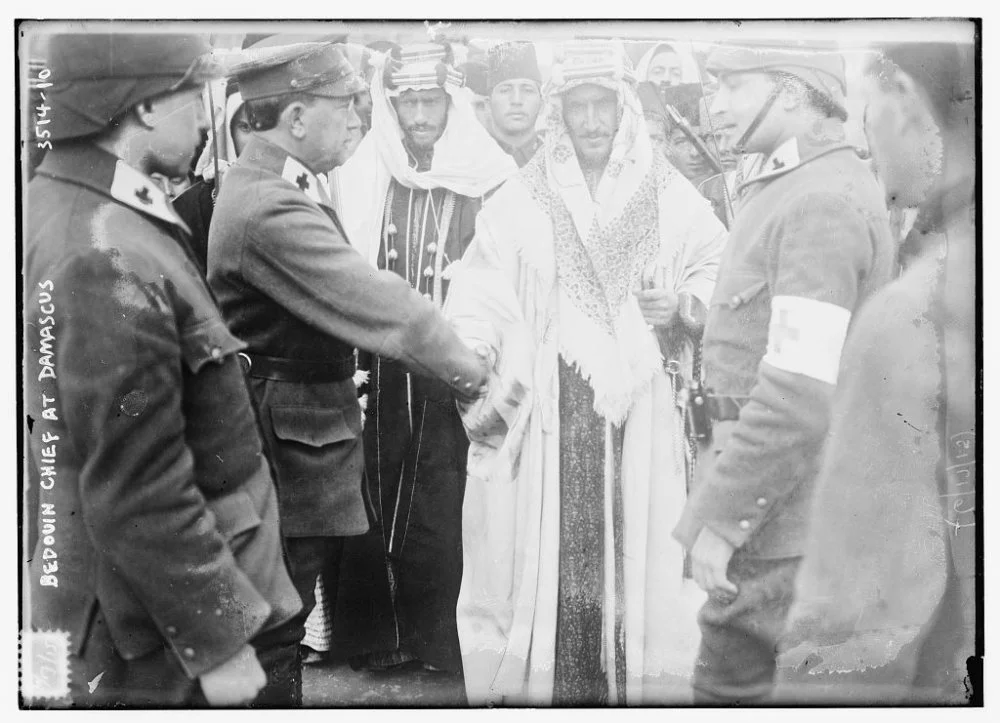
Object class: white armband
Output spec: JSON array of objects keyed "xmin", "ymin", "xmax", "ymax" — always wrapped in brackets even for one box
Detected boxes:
[{"xmin": 762, "ymin": 295, "xmax": 851, "ymax": 385}]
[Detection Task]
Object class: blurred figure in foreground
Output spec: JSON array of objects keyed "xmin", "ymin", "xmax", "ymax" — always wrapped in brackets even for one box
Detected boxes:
[
  {"xmin": 778, "ymin": 37, "xmax": 978, "ymax": 705},
  {"xmin": 24, "ymin": 33, "xmax": 299, "ymax": 708}
]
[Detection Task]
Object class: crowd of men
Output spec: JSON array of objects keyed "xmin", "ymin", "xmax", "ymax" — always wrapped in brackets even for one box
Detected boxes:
[{"xmin": 23, "ymin": 26, "xmax": 977, "ymax": 708}]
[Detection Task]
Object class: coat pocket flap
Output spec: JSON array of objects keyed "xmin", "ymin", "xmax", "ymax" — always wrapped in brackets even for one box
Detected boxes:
[
  {"xmin": 179, "ymin": 317, "xmax": 246, "ymax": 374},
  {"xmin": 207, "ymin": 489, "xmax": 261, "ymax": 541},
  {"xmin": 270, "ymin": 405, "xmax": 359, "ymax": 447}
]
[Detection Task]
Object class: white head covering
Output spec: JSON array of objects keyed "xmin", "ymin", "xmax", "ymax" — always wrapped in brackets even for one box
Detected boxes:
[
  {"xmin": 335, "ymin": 47, "xmax": 517, "ymax": 264},
  {"xmin": 636, "ymin": 42, "xmax": 701, "ymax": 85},
  {"xmin": 541, "ymin": 40, "xmax": 653, "ymax": 231},
  {"xmin": 194, "ymin": 90, "xmax": 245, "ymax": 182}
]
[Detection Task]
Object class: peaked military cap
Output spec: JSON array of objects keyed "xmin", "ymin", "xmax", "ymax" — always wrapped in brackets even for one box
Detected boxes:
[
  {"xmin": 44, "ymin": 33, "xmax": 220, "ymax": 141},
  {"xmin": 486, "ymin": 41, "xmax": 542, "ymax": 93},
  {"xmin": 231, "ymin": 42, "xmax": 366, "ymax": 102}
]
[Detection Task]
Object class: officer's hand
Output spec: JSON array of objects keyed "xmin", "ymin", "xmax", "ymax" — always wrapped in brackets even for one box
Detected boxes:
[
  {"xmin": 690, "ymin": 527, "xmax": 738, "ymax": 601},
  {"xmin": 634, "ymin": 288, "xmax": 680, "ymax": 328},
  {"xmin": 198, "ymin": 644, "xmax": 266, "ymax": 707}
]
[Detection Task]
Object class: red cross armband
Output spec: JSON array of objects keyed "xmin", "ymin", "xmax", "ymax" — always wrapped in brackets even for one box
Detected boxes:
[{"xmin": 762, "ymin": 295, "xmax": 851, "ymax": 385}]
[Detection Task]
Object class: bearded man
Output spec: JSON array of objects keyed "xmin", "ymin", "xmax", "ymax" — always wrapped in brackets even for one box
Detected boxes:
[
  {"xmin": 444, "ymin": 41, "xmax": 727, "ymax": 705},
  {"xmin": 486, "ymin": 41, "xmax": 544, "ymax": 167},
  {"xmin": 333, "ymin": 43, "xmax": 516, "ymax": 676}
]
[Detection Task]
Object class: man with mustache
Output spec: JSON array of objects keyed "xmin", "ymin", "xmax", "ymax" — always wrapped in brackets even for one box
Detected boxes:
[
  {"xmin": 333, "ymin": 42, "xmax": 515, "ymax": 677},
  {"xmin": 444, "ymin": 41, "xmax": 727, "ymax": 705},
  {"xmin": 486, "ymin": 41, "xmax": 544, "ymax": 168},
  {"xmin": 670, "ymin": 41, "xmax": 896, "ymax": 704},
  {"xmin": 207, "ymin": 41, "xmax": 490, "ymax": 705}
]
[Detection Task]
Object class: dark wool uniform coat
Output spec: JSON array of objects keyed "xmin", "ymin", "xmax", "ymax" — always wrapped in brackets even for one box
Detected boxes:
[
  {"xmin": 673, "ymin": 134, "xmax": 897, "ymax": 557},
  {"xmin": 24, "ymin": 144, "xmax": 300, "ymax": 704},
  {"xmin": 208, "ymin": 136, "xmax": 486, "ymax": 538}
]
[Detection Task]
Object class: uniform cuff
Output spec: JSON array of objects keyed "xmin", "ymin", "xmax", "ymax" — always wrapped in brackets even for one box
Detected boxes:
[{"xmin": 161, "ymin": 586, "xmax": 272, "ymax": 679}]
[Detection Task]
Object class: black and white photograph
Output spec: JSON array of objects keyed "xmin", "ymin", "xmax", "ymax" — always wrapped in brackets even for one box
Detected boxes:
[{"xmin": 14, "ymin": 10, "xmax": 984, "ymax": 711}]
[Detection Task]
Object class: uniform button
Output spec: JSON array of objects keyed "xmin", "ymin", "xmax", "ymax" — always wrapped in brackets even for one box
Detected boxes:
[
  {"xmin": 165, "ymin": 625, "xmax": 178, "ymax": 637},
  {"xmin": 214, "ymin": 608, "xmax": 223, "ymax": 617},
  {"xmin": 730, "ymin": 295, "xmax": 741, "ymax": 308},
  {"xmin": 183, "ymin": 647, "xmax": 196, "ymax": 659},
  {"xmin": 426, "ymin": 242, "xmax": 438, "ymax": 254},
  {"xmin": 210, "ymin": 346, "xmax": 223, "ymax": 361},
  {"xmin": 739, "ymin": 520, "xmax": 750, "ymax": 530},
  {"xmin": 756, "ymin": 497, "xmax": 767, "ymax": 507},
  {"xmin": 387, "ymin": 248, "xmax": 399, "ymax": 262},
  {"xmin": 451, "ymin": 375, "xmax": 461, "ymax": 384},
  {"xmin": 423, "ymin": 266, "xmax": 434, "ymax": 278},
  {"xmin": 423, "ymin": 293, "xmax": 432, "ymax": 300},
  {"xmin": 387, "ymin": 223, "xmax": 398, "ymax": 236}
]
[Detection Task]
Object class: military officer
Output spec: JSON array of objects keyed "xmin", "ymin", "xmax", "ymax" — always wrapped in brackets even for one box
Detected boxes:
[
  {"xmin": 670, "ymin": 42, "xmax": 897, "ymax": 703},
  {"xmin": 23, "ymin": 33, "xmax": 301, "ymax": 707},
  {"xmin": 207, "ymin": 42, "xmax": 490, "ymax": 706}
]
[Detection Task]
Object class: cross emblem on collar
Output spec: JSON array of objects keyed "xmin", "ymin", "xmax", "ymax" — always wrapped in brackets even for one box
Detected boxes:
[
  {"xmin": 296, "ymin": 173, "xmax": 310, "ymax": 192},
  {"xmin": 135, "ymin": 186, "xmax": 153, "ymax": 205},
  {"xmin": 772, "ymin": 308, "xmax": 800, "ymax": 354},
  {"xmin": 771, "ymin": 158, "xmax": 786, "ymax": 171}
]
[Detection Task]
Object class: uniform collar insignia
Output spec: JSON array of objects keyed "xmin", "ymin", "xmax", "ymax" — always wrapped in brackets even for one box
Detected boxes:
[
  {"xmin": 109, "ymin": 161, "xmax": 191, "ymax": 234},
  {"xmin": 739, "ymin": 136, "xmax": 856, "ymax": 192},
  {"xmin": 281, "ymin": 155, "xmax": 326, "ymax": 206},
  {"xmin": 760, "ymin": 137, "xmax": 801, "ymax": 178}
]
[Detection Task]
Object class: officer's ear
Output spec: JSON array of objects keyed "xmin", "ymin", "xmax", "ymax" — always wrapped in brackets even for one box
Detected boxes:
[
  {"xmin": 775, "ymin": 76, "xmax": 806, "ymax": 113},
  {"xmin": 133, "ymin": 99, "xmax": 158, "ymax": 130},
  {"xmin": 281, "ymin": 101, "xmax": 310, "ymax": 140}
]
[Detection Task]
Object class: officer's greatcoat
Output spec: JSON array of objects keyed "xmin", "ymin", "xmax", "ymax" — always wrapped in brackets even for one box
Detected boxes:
[{"xmin": 208, "ymin": 136, "xmax": 483, "ymax": 537}]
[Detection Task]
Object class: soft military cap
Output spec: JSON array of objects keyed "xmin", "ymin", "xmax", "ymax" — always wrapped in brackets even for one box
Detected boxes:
[
  {"xmin": 231, "ymin": 42, "xmax": 366, "ymax": 102},
  {"xmin": 45, "ymin": 33, "xmax": 220, "ymax": 141},
  {"xmin": 705, "ymin": 42, "xmax": 847, "ymax": 114}
]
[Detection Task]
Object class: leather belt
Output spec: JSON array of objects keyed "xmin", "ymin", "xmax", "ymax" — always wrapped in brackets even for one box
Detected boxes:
[
  {"xmin": 239, "ymin": 353, "xmax": 355, "ymax": 384},
  {"xmin": 707, "ymin": 394, "xmax": 749, "ymax": 422}
]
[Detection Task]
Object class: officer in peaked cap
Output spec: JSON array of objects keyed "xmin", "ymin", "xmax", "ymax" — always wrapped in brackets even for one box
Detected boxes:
[
  {"xmin": 25, "ymin": 33, "xmax": 301, "ymax": 707},
  {"xmin": 233, "ymin": 40, "xmax": 367, "ymax": 109},
  {"xmin": 207, "ymin": 40, "xmax": 490, "ymax": 706},
  {"xmin": 671, "ymin": 38, "xmax": 896, "ymax": 703}
]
